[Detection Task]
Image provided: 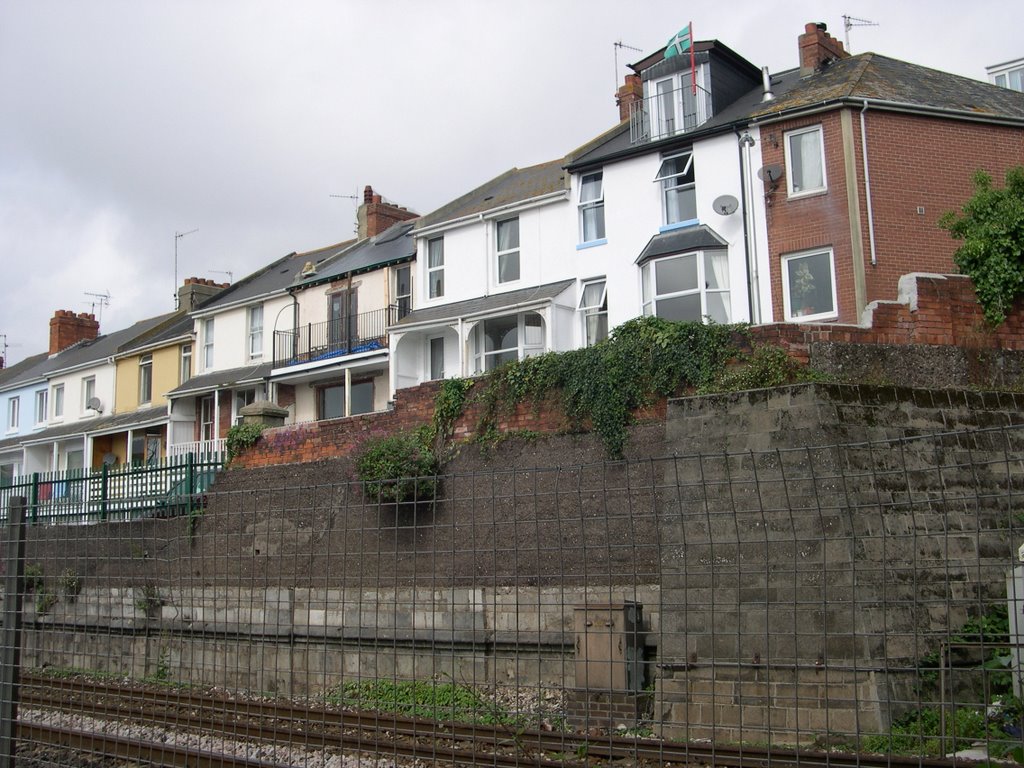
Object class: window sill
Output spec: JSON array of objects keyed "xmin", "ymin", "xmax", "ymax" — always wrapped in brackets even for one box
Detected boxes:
[
  {"xmin": 658, "ymin": 219, "xmax": 700, "ymax": 234},
  {"xmin": 576, "ymin": 238, "xmax": 608, "ymax": 251},
  {"xmin": 786, "ymin": 188, "xmax": 828, "ymax": 201},
  {"xmin": 785, "ymin": 311, "xmax": 837, "ymax": 323}
]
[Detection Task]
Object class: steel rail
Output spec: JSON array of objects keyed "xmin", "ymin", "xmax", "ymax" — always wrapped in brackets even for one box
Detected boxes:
[{"xmin": 20, "ymin": 673, "xmax": 977, "ymax": 768}]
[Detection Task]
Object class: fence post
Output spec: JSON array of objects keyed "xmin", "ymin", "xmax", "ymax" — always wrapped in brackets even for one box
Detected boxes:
[
  {"xmin": 100, "ymin": 463, "xmax": 109, "ymax": 523},
  {"xmin": 29, "ymin": 473, "xmax": 39, "ymax": 526},
  {"xmin": 0, "ymin": 496, "xmax": 28, "ymax": 768},
  {"xmin": 187, "ymin": 452, "xmax": 196, "ymax": 500}
]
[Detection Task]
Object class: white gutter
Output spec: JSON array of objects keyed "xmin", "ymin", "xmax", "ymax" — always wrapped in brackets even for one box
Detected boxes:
[
  {"xmin": 751, "ymin": 97, "xmax": 1024, "ymax": 129},
  {"xmin": 391, "ymin": 292, "xmax": 572, "ymax": 335},
  {"xmin": 413, "ymin": 190, "xmax": 569, "ymax": 238},
  {"xmin": 860, "ymin": 101, "xmax": 878, "ymax": 266},
  {"xmin": 269, "ymin": 348, "xmax": 389, "ymax": 382}
]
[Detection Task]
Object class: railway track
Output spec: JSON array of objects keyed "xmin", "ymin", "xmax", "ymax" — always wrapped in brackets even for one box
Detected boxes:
[{"xmin": 18, "ymin": 672, "xmax": 976, "ymax": 768}]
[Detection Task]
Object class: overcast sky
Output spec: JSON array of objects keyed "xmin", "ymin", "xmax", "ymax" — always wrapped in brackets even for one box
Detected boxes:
[{"xmin": 1, "ymin": 0, "xmax": 1020, "ymax": 366}]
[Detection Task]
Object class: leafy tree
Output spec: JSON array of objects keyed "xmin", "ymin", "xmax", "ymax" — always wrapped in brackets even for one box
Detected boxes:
[{"xmin": 939, "ymin": 167, "xmax": 1024, "ymax": 325}]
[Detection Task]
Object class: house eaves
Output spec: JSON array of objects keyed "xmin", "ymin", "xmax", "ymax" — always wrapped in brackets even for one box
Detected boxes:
[
  {"xmin": 414, "ymin": 190, "xmax": 569, "ymax": 239},
  {"xmin": 392, "ymin": 280, "xmax": 575, "ymax": 332}
]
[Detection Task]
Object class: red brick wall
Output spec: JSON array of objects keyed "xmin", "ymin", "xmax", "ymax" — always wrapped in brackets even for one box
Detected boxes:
[
  {"xmin": 761, "ymin": 108, "xmax": 1024, "ymax": 324},
  {"xmin": 750, "ymin": 273, "xmax": 1024, "ymax": 362},
  {"xmin": 235, "ymin": 274, "xmax": 1022, "ymax": 470}
]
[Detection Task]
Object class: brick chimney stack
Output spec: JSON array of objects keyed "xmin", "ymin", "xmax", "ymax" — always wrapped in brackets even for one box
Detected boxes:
[
  {"xmin": 799, "ymin": 22, "xmax": 848, "ymax": 76},
  {"xmin": 49, "ymin": 310, "xmax": 100, "ymax": 355},
  {"xmin": 177, "ymin": 277, "xmax": 230, "ymax": 312},
  {"xmin": 616, "ymin": 74, "xmax": 643, "ymax": 122},
  {"xmin": 357, "ymin": 185, "xmax": 418, "ymax": 239}
]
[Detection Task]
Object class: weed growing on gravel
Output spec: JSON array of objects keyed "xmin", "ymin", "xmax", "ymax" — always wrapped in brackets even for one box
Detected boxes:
[{"xmin": 327, "ymin": 679, "xmax": 519, "ymax": 726}]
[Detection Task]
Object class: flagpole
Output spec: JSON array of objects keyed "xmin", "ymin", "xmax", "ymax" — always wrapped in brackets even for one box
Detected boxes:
[{"xmin": 690, "ymin": 20, "xmax": 696, "ymax": 95}]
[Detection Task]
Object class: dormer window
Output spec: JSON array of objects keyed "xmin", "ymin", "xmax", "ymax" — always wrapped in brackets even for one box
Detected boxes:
[{"xmin": 629, "ymin": 60, "xmax": 711, "ymax": 144}]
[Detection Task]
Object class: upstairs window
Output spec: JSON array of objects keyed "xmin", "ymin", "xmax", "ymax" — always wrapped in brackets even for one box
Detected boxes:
[
  {"xmin": 785, "ymin": 125, "xmax": 826, "ymax": 197},
  {"xmin": 180, "ymin": 344, "xmax": 192, "ymax": 384},
  {"xmin": 394, "ymin": 264, "xmax": 412, "ymax": 317},
  {"xmin": 7, "ymin": 397, "xmax": 18, "ymax": 431},
  {"xmin": 496, "ymin": 218, "xmax": 520, "ymax": 284},
  {"xmin": 427, "ymin": 237, "xmax": 444, "ymax": 299},
  {"xmin": 82, "ymin": 377, "xmax": 96, "ymax": 411},
  {"xmin": 53, "ymin": 384, "xmax": 64, "ymax": 419},
  {"xmin": 139, "ymin": 354, "xmax": 153, "ymax": 404},
  {"xmin": 657, "ymin": 151, "xmax": 696, "ymax": 228},
  {"xmin": 248, "ymin": 304, "xmax": 263, "ymax": 359},
  {"xmin": 578, "ymin": 172, "xmax": 606, "ymax": 244},
  {"xmin": 578, "ymin": 279, "xmax": 608, "ymax": 346},
  {"xmin": 203, "ymin": 318, "xmax": 215, "ymax": 370},
  {"xmin": 34, "ymin": 389, "xmax": 48, "ymax": 425}
]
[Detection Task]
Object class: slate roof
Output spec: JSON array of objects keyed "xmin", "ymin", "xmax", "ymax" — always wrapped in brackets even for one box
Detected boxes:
[
  {"xmin": 0, "ymin": 313, "xmax": 179, "ymax": 389},
  {"xmin": 0, "ymin": 352, "xmax": 49, "ymax": 391},
  {"xmin": 637, "ymin": 226, "xmax": 729, "ymax": 264},
  {"xmin": 195, "ymin": 239, "xmax": 357, "ymax": 312},
  {"xmin": 0, "ymin": 405, "xmax": 169, "ymax": 451},
  {"xmin": 166, "ymin": 362, "xmax": 273, "ymax": 397},
  {"xmin": 393, "ymin": 280, "xmax": 576, "ymax": 329},
  {"xmin": 750, "ymin": 54, "xmax": 1024, "ymax": 121},
  {"xmin": 416, "ymin": 160, "xmax": 569, "ymax": 230},
  {"xmin": 293, "ymin": 221, "xmax": 416, "ymax": 289},
  {"xmin": 569, "ymin": 51, "xmax": 1024, "ymax": 171}
]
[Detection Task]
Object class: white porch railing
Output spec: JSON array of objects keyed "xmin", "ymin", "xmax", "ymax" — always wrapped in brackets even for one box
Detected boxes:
[{"xmin": 168, "ymin": 439, "xmax": 226, "ymax": 460}]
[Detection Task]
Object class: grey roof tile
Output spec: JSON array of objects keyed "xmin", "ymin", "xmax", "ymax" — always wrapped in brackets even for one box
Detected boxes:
[
  {"xmin": 167, "ymin": 362, "xmax": 272, "ymax": 397},
  {"xmin": 394, "ymin": 280, "xmax": 576, "ymax": 328}
]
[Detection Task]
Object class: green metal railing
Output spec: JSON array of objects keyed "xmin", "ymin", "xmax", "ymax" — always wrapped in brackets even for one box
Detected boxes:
[{"xmin": 0, "ymin": 453, "xmax": 222, "ymax": 525}]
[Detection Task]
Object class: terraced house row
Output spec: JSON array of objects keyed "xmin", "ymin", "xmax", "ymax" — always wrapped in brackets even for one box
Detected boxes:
[{"xmin": 2, "ymin": 20, "xmax": 1023, "ymax": 484}]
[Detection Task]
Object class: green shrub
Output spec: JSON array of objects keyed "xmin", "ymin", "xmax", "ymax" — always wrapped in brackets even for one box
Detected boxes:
[
  {"xmin": 23, "ymin": 563, "xmax": 44, "ymax": 593},
  {"xmin": 328, "ymin": 679, "xmax": 515, "ymax": 725},
  {"xmin": 225, "ymin": 422, "xmax": 267, "ymax": 461},
  {"xmin": 356, "ymin": 431, "xmax": 438, "ymax": 503},
  {"xmin": 58, "ymin": 569, "xmax": 82, "ymax": 602}
]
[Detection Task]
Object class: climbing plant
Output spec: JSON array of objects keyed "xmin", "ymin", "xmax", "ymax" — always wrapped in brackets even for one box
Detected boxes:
[
  {"xmin": 225, "ymin": 423, "xmax": 266, "ymax": 462},
  {"xmin": 939, "ymin": 166, "xmax": 1024, "ymax": 325}
]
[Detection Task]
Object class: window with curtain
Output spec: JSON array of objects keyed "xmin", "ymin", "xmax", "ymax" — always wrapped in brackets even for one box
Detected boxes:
[
  {"xmin": 473, "ymin": 312, "xmax": 544, "ymax": 373},
  {"xmin": 656, "ymin": 151, "xmax": 696, "ymax": 227},
  {"xmin": 427, "ymin": 237, "xmax": 444, "ymax": 298},
  {"xmin": 203, "ymin": 318, "xmax": 215, "ymax": 370},
  {"xmin": 53, "ymin": 384, "xmax": 64, "ymax": 419},
  {"xmin": 139, "ymin": 354, "xmax": 153, "ymax": 404},
  {"xmin": 785, "ymin": 125, "xmax": 826, "ymax": 197},
  {"xmin": 578, "ymin": 172, "xmax": 605, "ymax": 243},
  {"xmin": 496, "ymin": 218, "xmax": 520, "ymax": 284},
  {"xmin": 578, "ymin": 279, "xmax": 608, "ymax": 346},
  {"xmin": 782, "ymin": 248, "xmax": 837, "ymax": 321},
  {"xmin": 248, "ymin": 304, "xmax": 263, "ymax": 359},
  {"xmin": 640, "ymin": 250, "xmax": 730, "ymax": 324}
]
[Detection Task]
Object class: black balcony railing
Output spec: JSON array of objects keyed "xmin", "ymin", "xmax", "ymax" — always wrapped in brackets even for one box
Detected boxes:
[
  {"xmin": 629, "ymin": 82, "xmax": 713, "ymax": 144},
  {"xmin": 273, "ymin": 306, "xmax": 399, "ymax": 368}
]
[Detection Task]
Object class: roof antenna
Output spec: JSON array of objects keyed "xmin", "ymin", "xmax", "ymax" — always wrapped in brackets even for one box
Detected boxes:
[
  {"xmin": 207, "ymin": 270, "xmax": 233, "ymax": 284},
  {"xmin": 174, "ymin": 228, "xmax": 199, "ymax": 309},
  {"xmin": 330, "ymin": 191, "xmax": 360, "ymax": 236},
  {"xmin": 84, "ymin": 290, "xmax": 112, "ymax": 324},
  {"xmin": 614, "ymin": 40, "xmax": 643, "ymax": 90},
  {"xmin": 842, "ymin": 14, "xmax": 878, "ymax": 53}
]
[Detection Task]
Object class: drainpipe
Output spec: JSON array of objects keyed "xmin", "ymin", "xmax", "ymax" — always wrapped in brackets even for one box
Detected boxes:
[
  {"xmin": 737, "ymin": 130, "xmax": 761, "ymax": 324},
  {"xmin": 860, "ymin": 101, "xmax": 878, "ymax": 266}
]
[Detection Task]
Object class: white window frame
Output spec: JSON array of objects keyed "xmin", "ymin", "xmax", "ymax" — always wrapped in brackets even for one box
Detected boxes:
[
  {"xmin": 578, "ymin": 172, "xmax": 606, "ymax": 245},
  {"xmin": 428, "ymin": 335, "xmax": 445, "ymax": 381},
  {"xmin": 472, "ymin": 311, "xmax": 545, "ymax": 373},
  {"xmin": 640, "ymin": 250, "xmax": 731, "ymax": 324},
  {"xmin": 82, "ymin": 377, "xmax": 96, "ymax": 412},
  {"xmin": 138, "ymin": 354, "xmax": 153, "ymax": 404},
  {"xmin": 784, "ymin": 125, "xmax": 827, "ymax": 198},
  {"xmin": 781, "ymin": 248, "xmax": 839, "ymax": 322},
  {"xmin": 203, "ymin": 318, "xmax": 215, "ymax": 370},
  {"xmin": 427, "ymin": 237, "xmax": 444, "ymax": 299},
  {"xmin": 578, "ymin": 279, "xmax": 608, "ymax": 346},
  {"xmin": 180, "ymin": 344, "xmax": 192, "ymax": 384},
  {"xmin": 248, "ymin": 304, "xmax": 264, "ymax": 360},
  {"xmin": 656, "ymin": 150, "xmax": 697, "ymax": 230},
  {"xmin": 649, "ymin": 69, "xmax": 706, "ymax": 140},
  {"xmin": 34, "ymin": 389, "xmax": 48, "ymax": 426},
  {"xmin": 52, "ymin": 383, "xmax": 64, "ymax": 419},
  {"xmin": 7, "ymin": 396, "xmax": 19, "ymax": 431},
  {"xmin": 394, "ymin": 264, "xmax": 412, "ymax": 317},
  {"xmin": 495, "ymin": 217, "xmax": 520, "ymax": 284}
]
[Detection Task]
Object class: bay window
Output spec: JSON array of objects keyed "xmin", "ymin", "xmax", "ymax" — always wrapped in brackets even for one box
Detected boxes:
[{"xmin": 641, "ymin": 250, "xmax": 730, "ymax": 324}]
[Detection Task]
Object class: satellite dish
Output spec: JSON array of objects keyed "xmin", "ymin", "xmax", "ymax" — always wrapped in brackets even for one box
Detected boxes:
[
  {"xmin": 86, "ymin": 396, "xmax": 103, "ymax": 413},
  {"xmin": 712, "ymin": 194, "xmax": 739, "ymax": 216},
  {"xmin": 757, "ymin": 164, "xmax": 783, "ymax": 184}
]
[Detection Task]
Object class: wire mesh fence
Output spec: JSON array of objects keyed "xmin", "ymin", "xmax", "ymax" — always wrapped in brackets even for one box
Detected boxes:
[{"xmin": 1, "ymin": 424, "xmax": 1023, "ymax": 766}]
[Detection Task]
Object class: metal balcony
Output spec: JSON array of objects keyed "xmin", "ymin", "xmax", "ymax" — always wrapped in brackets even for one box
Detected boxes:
[
  {"xmin": 629, "ymin": 83, "xmax": 713, "ymax": 145},
  {"xmin": 273, "ymin": 306, "xmax": 400, "ymax": 368}
]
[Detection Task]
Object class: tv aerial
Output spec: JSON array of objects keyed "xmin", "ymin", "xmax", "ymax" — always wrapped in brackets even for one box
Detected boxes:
[
  {"xmin": 84, "ymin": 290, "xmax": 112, "ymax": 323},
  {"xmin": 842, "ymin": 14, "xmax": 878, "ymax": 52},
  {"xmin": 613, "ymin": 40, "xmax": 643, "ymax": 90}
]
